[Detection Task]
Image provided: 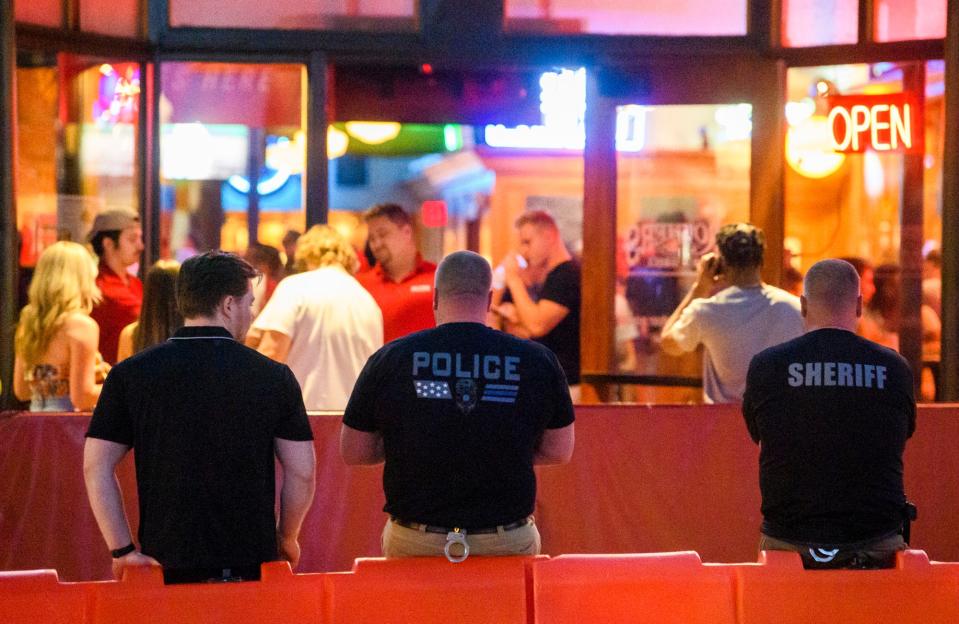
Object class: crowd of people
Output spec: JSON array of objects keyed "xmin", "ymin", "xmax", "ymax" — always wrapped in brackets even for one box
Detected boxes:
[{"xmin": 8, "ymin": 203, "xmax": 923, "ymax": 581}]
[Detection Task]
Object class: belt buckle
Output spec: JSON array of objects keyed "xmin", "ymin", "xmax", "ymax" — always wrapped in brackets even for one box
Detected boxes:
[{"xmin": 444, "ymin": 528, "xmax": 469, "ymax": 563}]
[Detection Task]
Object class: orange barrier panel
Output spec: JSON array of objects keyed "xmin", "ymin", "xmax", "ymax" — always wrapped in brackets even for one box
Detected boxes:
[
  {"xmin": 0, "ymin": 569, "xmax": 91, "ymax": 624},
  {"xmin": 89, "ymin": 562, "xmax": 326, "ymax": 624},
  {"xmin": 531, "ymin": 552, "xmax": 738, "ymax": 624},
  {"xmin": 324, "ymin": 556, "xmax": 541, "ymax": 624},
  {"xmin": 735, "ymin": 549, "xmax": 959, "ymax": 624}
]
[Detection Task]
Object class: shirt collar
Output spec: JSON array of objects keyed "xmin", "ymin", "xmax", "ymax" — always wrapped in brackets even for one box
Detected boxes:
[
  {"xmin": 98, "ymin": 261, "xmax": 122, "ymax": 279},
  {"xmin": 171, "ymin": 326, "xmax": 235, "ymax": 340},
  {"xmin": 372, "ymin": 254, "xmax": 432, "ymax": 284}
]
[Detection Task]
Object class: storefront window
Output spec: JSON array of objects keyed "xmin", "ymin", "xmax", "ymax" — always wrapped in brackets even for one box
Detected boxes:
[
  {"xmin": 14, "ymin": 0, "xmax": 61, "ymax": 27},
  {"xmin": 81, "ymin": 0, "xmax": 141, "ymax": 38},
  {"xmin": 505, "ymin": 0, "xmax": 747, "ymax": 36},
  {"xmin": 158, "ymin": 63, "xmax": 306, "ymax": 261},
  {"xmin": 327, "ymin": 122, "xmax": 477, "ymax": 267},
  {"xmin": 874, "ymin": 0, "xmax": 947, "ymax": 42},
  {"xmin": 16, "ymin": 53, "xmax": 140, "ymax": 274},
  {"xmin": 784, "ymin": 61, "xmax": 944, "ymax": 399},
  {"xmin": 474, "ymin": 68, "xmax": 586, "ymax": 276},
  {"xmin": 170, "ymin": 0, "xmax": 416, "ymax": 31},
  {"xmin": 613, "ymin": 104, "xmax": 751, "ymax": 402},
  {"xmin": 782, "ymin": 0, "xmax": 858, "ymax": 47}
]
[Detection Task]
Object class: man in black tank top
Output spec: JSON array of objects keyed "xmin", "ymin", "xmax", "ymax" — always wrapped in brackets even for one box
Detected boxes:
[{"xmin": 743, "ymin": 259, "xmax": 915, "ymax": 569}]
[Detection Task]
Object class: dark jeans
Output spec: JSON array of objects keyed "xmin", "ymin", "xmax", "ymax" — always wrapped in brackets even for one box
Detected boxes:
[
  {"xmin": 163, "ymin": 565, "xmax": 261, "ymax": 584},
  {"xmin": 759, "ymin": 533, "xmax": 906, "ymax": 570}
]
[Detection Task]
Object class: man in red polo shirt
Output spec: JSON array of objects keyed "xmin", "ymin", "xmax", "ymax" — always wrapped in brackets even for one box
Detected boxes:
[
  {"xmin": 357, "ymin": 203, "xmax": 436, "ymax": 343},
  {"xmin": 88, "ymin": 208, "xmax": 144, "ymax": 364}
]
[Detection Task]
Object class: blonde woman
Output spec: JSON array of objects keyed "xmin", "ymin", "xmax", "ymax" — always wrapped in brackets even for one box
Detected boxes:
[
  {"xmin": 246, "ymin": 225, "xmax": 384, "ymax": 410},
  {"xmin": 116, "ymin": 260, "xmax": 183, "ymax": 362},
  {"xmin": 14, "ymin": 241, "xmax": 106, "ymax": 411}
]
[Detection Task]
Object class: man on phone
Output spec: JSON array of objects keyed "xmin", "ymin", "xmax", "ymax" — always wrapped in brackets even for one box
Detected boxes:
[{"xmin": 661, "ymin": 223, "xmax": 803, "ymax": 403}]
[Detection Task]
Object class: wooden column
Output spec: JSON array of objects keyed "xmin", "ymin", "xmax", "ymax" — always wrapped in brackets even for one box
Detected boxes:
[
  {"xmin": 305, "ymin": 52, "xmax": 329, "ymax": 226},
  {"xmin": 579, "ymin": 69, "xmax": 617, "ymax": 403},
  {"xmin": 0, "ymin": 0, "xmax": 17, "ymax": 408},
  {"xmin": 749, "ymin": 60, "xmax": 787, "ymax": 285},
  {"xmin": 246, "ymin": 127, "xmax": 264, "ymax": 242},
  {"xmin": 900, "ymin": 63, "xmax": 925, "ymax": 395},
  {"xmin": 940, "ymin": 0, "xmax": 959, "ymax": 401},
  {"xmin": 137, "ymin": 59, "xmax": 160, "ymax": 266}
]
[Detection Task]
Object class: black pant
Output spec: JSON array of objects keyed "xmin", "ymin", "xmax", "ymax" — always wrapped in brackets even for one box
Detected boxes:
[{"xmin": 163, "ymin": 564, "xmax": 261, "ymax": 584}]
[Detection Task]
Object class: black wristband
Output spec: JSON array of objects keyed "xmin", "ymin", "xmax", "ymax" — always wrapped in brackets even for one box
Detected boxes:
[{"xmin": 111, "ymin": 543, "xmax": 136, "ymax": 559}]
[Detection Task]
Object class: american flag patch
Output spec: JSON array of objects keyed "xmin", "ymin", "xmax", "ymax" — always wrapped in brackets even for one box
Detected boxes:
[
  {"xmin": 482, "ymin": 384, "xmax": 519, "ymax": 404},
  {"xmin": 414, "ymin": 380, "xmax": 452, "ymax": 399}
]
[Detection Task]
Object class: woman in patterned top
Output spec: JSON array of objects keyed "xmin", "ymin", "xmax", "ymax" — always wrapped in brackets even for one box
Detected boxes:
[{"xmin": 13, "ymin": 241, "xmax": 107, "ymax": 411}]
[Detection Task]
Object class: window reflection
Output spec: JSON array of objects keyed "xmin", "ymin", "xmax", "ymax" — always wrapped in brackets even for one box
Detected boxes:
[
  {"xmin": 158, "ymin": 63, "xmax": 307, "ymax": 262},
  {"xmin": 16, "ymin": 54, "xmax": 139, "ymax": 273}
]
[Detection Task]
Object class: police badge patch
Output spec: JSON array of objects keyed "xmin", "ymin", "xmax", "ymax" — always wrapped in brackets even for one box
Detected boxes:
[{"xmin": 454, "ymin": 379, "xmax": 479, "ymax": 414}]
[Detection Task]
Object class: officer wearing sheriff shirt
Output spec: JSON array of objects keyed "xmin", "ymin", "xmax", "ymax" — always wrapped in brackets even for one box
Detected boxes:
[
  {"xmin": 340, "ymin": 250, "xmax": 575, "ymax": 560},
  {"xmin": 742, "ymin": 258, "xmax": 916, "ymax": 569}
]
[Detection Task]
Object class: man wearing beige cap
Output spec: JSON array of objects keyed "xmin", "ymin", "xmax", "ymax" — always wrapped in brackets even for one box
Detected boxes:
[{"xmin": 88, "ymin": 208, "xmax": 145, "ymax": 364}]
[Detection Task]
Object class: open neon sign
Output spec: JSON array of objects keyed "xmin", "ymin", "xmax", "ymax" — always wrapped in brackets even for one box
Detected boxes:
[{"xmin": 827, "ymin": 94, "xmax": 923, "ymax": 154}]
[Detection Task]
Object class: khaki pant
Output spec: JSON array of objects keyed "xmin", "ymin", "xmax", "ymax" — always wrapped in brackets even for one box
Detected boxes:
[
  {"xmin": 381, "ymin": 518, "xmax": 541, "ymax": 559},
  {"xmin": 759, "ymin": 533, "xmax": 906, "ymax": 569}
]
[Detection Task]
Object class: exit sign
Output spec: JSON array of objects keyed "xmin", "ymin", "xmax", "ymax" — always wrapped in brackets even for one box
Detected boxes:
[{"xmin": 827, "ymin": 93, "xmax": 923, "ymax": 154}]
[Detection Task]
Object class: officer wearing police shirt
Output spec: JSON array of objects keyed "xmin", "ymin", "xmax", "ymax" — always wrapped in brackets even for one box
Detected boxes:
[
  {"xmin": 341, "ymin": 250, "xmax": 575, "ymax": 561},
  {"xmin": 743, "ymin": 259, "xmax": 915, "ymax": 569}
]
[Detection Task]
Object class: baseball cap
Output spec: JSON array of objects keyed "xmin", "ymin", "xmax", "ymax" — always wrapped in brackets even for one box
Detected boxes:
[{"xmin": 87, "ymin": 209, "xmax": 140, "ymax": 242}]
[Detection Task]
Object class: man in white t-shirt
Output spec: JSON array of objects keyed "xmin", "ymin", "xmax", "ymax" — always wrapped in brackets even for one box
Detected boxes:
[
  {"xmin": 247, "ymin": 226, "xmax": 383, "ymax": 410},
  {"xmin": 661, "ymin": 223, "xmax": 803, "ymax": 404}
]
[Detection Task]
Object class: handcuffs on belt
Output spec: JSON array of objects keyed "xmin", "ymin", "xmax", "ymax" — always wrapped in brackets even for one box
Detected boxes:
[{"xmin": 444, "ymin": 528, "xmax": 470, "ymax": 563}]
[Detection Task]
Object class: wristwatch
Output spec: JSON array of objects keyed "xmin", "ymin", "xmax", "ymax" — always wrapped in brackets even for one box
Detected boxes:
[{"xmin": 111, "ymin": 543, "xmax": 136, "ymax": 558}]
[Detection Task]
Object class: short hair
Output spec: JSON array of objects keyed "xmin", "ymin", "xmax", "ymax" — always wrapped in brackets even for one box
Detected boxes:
[
  {"xmin": 282, "ymin": 229, "xmax": 301, "ymax": 246},
  {"xmin": 90, "ymin": 231, "xmax": 121, "ymax": 257},
  {"xmin": 925, "ymin": 249, "xmax": 942, "ymax": 269},
  {"xmin": 246, "ymin": 242, "xmax": 283, "ymax": 276},
  {"xmin": 363, "ymin": 203, "xmax": 413, "ymax": 228},
  {"xmin": 294, "ymin": 225, "xmax": 360, "ymax": 274},
  {"xmin": 515, "ymin": 210, "xmax": 558, "ymax": 231},
  {"xmin": 803, "ymin": 259, "xmax": 860, "ymax": 309},
  {"xmin": 838, "ymin": 256, "xmax": 872, "ymax": 278},
  {"xmin": 435, "ymin": 251, "xmax": 492, "ymax": 301},
  {"xmin": 177, "ymin": 251, "xmax": 257, "ymax": 319},
  {"xmin": 783, "ymin": 266, "xmax": 803, "ymax": 291},
  {"xmin": 716, "ymin": 223, "xmax": 764, "ymax": 269}
]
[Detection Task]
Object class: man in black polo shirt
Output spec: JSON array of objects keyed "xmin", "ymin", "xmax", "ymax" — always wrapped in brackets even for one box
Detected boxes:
[
  {"xmin": 341, "ymin": 250, "xmax": 575, "ymax": 561},
  {"xmin": 84, "ymin": 251, "xmax": 316, "ymax": 582},
  {"xmin": 742, "ymin": 258, "xmax": 915, "ymax": 568}
]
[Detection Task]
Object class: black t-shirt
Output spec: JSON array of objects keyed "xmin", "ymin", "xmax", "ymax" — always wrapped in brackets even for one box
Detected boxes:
[
  {"xmin": 86, "ymin": 326, "xmax": 313, "ymax": 570},
  {"xmin": 742, "ymin": 328, "xmax": 916, "ymax": 544},
  {"xmin": 514, "ymin": 260, "xmax": 580, "ymax": 384},
  {"xmin": 343, "ymin": 322, "xmax": 575, "ymax": 528}
]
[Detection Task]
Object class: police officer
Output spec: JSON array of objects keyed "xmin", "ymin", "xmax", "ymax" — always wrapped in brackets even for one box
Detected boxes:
[
  {"xmin": 742, "ymin": 258, "xmax": 916, "ymax": 568},
  {"xmin": 341, "ymin": 250, "xmax": 575, "ymax": 560}
]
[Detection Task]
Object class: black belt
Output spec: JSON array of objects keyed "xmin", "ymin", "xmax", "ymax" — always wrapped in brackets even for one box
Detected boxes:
[{"xmin": 390, "ymin": 516, "xmax": 533, "ymax": 535}]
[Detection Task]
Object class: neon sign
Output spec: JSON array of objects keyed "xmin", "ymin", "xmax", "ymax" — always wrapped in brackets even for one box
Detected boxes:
[
  {"xmin": 94, "ymin": 64, "xmax": 140, "ymax": 125},
  {"xmin": 827, "ymin": 94, "xmax": 922, "ymax": 154},
  {"xmin": 483, "ymin": 68, "xmax": 647, "ymax": 152}
]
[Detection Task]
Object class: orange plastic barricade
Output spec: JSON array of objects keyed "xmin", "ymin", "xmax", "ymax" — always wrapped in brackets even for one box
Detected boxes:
[
  {"xmin": 324, "ymin": 556, "xmax": 541, "ymax": 624},
  {"xmin": 735, "ymin": 549, "xmax": 959, "ymax": 624},
  {"xmin": 89, "ymin": 562, "xmax": 326, "ymax": 624},
  {"xmin": 0, "ymin": 569, "xmax": 91, "ymax": 624},
  {"xmin": 531, "ymin": 552, "xmax": 738, "ymax": 624}
]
